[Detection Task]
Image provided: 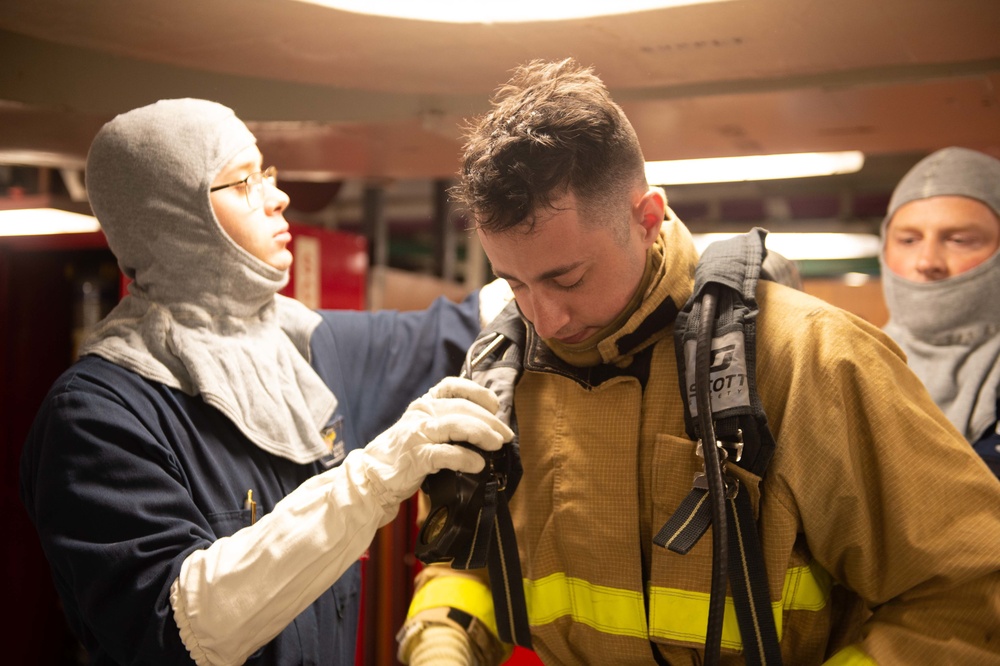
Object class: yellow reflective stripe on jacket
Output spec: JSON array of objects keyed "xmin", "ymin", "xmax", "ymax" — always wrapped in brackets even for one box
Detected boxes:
[
  {"xmin": 407, "ymin": 575, "xmax": 500, "ymax": 638},
  {"xmin": 780, "ymin": 558, "xmax": 832, "ymax": 612},
  {"xmin": 648, "ymin": 585, "xmax": 749, "ymax": 648},
  {"xmin": 525, "ymin": 573, "xmax": 648, "ymax": 638},
  {"xmin": 823, "ymin": 645, "xmax": 878, "ymax": 666},
  {"xmin": 525, "ymin": 560, "xmax": 832, "ymax": 649}
]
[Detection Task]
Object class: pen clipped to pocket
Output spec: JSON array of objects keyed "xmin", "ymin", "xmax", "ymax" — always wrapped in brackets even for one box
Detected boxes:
[{"xmin": 244, "ymin": 489, "xmax": 257, "ymax": 525}]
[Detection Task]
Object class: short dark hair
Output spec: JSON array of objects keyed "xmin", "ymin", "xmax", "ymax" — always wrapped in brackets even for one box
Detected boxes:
[{"xmin": 452, "ymin": 58, "xmax": 647, "ymax": 235}]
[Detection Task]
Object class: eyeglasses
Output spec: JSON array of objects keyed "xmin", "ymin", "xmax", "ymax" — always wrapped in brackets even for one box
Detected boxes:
[{"xmin": 210, "ymin": 166, "xmax": 278, "ymax": 210}]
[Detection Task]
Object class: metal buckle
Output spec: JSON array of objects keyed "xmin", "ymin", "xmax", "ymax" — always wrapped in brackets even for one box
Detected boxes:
[
  {"xmin": 692, "ymin": 472, "xmax": 740, "ymax": 499},
  {"xmin": 695, "ymin": 428, "xmax": 744, "ymax": 463},
  {"xmin": 692, "ymin": 433, "xmax": 741, "ymax": 499},
  {"xmin": 694, "ymin": 438, "xmax": 729, "ymax": 462},
  {"xmin": 721, "ymin": 428, "xmax": 744, "ymax": 463}
]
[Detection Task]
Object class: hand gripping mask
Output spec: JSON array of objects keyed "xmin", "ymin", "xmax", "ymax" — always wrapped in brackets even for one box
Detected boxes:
[{"xmin": 415, "ymin": 301, "xmax": 525, "ymax": 569}]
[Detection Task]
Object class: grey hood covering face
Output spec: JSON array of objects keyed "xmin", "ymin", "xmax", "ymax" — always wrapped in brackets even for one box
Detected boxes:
[
  {"xmin": 880, "ymin": 147, "xmax": 1000, "ymax": 442},
  {"xmin": 80, "ymin": 98, "xmax": 337, "ymax": 464}
]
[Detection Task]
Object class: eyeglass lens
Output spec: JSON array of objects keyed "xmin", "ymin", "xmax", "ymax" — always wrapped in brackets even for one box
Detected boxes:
[{"xmin": 245, "ymin": 167, "xmax": 278, "ymax": 209}]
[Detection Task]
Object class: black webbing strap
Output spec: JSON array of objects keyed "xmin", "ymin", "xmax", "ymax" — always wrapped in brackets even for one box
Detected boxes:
[
  {"xmin": 462, "ymin": 478, "xmax": 498, "ymax": 569},
  {"xmin": 727, "ymin": 491, "xmax": 782, "ymax": 665},
  {"xmin": 653, "ymin": 479, "xmax": 782, "ymax": 657},
  {"xmin": 653, "ymin": 228, "xmax": 781, "ymax": 665},
  {"xmin": 463, "ymin": 302, "xmax": 534, "ymax": 648},
  {"xmin": 487, "ymin": 490, "xmax": 533, "ymax": 648},
  {"xmin": 653, "ymin": 486, "xmax": 712, "ymax": 554}
]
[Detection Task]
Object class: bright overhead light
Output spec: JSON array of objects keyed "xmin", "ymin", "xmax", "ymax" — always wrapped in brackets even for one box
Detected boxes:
[
  {"xmin": 841, "ymin": 272, "xmax": 872, "ymax": 287},
  {"xmin": 692, "ymin": 232, "xmax": 881, "ymax": 261},
  {"xmin": 646, "ymin": 151, "xmax": 865, "ymax": 185},
  {"xmin": 0, "ymin": 208, "xmax": 101, "ymax": 237},
  {"xmin": 293, "ymin": 0, "xmax": 730, "ymax": 23}
]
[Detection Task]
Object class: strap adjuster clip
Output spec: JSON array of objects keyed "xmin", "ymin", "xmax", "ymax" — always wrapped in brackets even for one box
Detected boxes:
[
  {"xmin": 724, "ymin": 428, "xmax": 744, "ymax": 463},
  {"xmin": 692, "ymin": 472, "xmax": 740, "ymax": 498}
]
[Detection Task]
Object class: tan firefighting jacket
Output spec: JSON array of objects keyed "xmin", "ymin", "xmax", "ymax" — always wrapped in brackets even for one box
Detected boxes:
[{"xmin": 405, "ymin": 219, "xmax": 1000, "ymax": 665}]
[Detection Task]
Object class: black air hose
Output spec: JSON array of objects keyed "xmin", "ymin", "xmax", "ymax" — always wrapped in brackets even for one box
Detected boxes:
[{"xmin": 694, "ymin": 284, "xmax": 728, "ymax": 666}]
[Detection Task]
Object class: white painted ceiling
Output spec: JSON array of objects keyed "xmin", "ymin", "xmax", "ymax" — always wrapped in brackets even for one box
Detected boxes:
[{"xmin": 1, "ymin": 0, "xmax": 999, "ymax": 215}]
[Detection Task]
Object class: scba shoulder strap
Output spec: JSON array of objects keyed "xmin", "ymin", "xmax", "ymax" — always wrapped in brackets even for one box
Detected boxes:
[
  {"xmin": 414, "ymin": 300, "xmax": 533, "ymax": 648},
  {"xmin": 653, "ymin": 227, "xmax": 782, "ymax": 665}
]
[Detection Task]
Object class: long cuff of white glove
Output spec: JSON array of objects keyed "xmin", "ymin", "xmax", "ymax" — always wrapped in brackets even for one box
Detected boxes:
[
  {"xmin": 402, "ymin": 624, "xmax": 476, "ymax": 666},
  {"xmin": 170, "ymin": 449, "xmax": 400, "ymax": 666}
]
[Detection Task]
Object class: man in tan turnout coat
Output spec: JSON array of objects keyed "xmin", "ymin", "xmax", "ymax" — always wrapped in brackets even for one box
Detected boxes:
[{"xmin": 398, "ymin": 59, "xmax": 1000, "ymax": 665}]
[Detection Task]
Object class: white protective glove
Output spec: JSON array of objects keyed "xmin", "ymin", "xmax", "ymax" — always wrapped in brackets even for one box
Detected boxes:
[
  {"xmin": 361, "ymin": 376, "xmax": 514, "ymax": 505},
  {"xmin": 171, "ymin": 376, "xmax": 513, "ymax": 666}
]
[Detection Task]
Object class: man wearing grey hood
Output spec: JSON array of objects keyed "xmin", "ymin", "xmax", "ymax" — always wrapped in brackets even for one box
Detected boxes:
[
  {"xmin": 19, "ymin": 98, "xmax": 514, "ymax": 666},
  {"xmin": 881, "ymin": 146, "xmax": 1000, "ymax": 477}
]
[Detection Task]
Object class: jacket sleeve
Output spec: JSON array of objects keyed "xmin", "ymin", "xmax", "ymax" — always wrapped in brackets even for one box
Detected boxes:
[
  {"xmin": 171, "ymin": 449, "xmax": 399, "ymax": 666},
  {"xmin": 311, "ymin": 292, "xmax": 481, "ymax": 446},
  {"xmin": 757, "ymin": 285, "xmax": 1000, "ymax": 664}
]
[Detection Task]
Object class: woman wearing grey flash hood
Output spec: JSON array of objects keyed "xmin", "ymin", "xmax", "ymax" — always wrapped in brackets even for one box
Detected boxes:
[
  {"xmin": 19, "ymin": 98, "xmax": 514, "ymax": 665},
  {"xmin": 880, "ymin": 146, "xmax": 1000, "ymax": 477}
]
